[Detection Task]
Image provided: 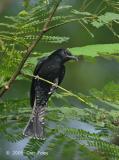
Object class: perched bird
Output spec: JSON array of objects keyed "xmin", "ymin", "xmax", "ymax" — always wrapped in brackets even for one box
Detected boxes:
[{"xmin": 23, "ymin": 48, "xmax": 78, "ymax": 139}]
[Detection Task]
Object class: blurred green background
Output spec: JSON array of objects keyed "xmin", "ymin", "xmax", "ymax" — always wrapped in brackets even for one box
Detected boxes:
[
  {"xmin": 0, "ymin": 0, "xmax": 119, "ymax": 160},
  {"xmin": 1, "ymin": 0, "xmax": 119, "ymax": 100}
]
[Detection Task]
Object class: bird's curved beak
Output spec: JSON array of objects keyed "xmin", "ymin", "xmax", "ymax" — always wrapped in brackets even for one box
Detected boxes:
[
  {"xmin": 66, "ymin": 55, "xmax": 79, "ymax": 61},
  {"xmin": 66, "ymin": 49, "xmax": 79, "ymax": 61}
]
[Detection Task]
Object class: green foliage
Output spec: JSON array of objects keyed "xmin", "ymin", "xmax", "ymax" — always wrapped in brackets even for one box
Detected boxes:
[
  {"xmin": 0, "ymin": 85, "xmax": 119, "ymax": 159},
  {"xmin": 1, "ymin": 0, "xmax": 119, "ymax": 86},
  {"xmin": 69, "ymin": 43, "xmax": 119, "ymax": 57},
  {"xmin": 91, "ymin": 82, "xmax": 119, "ymax": 102},
  {"xmin": 71, "ymin": 0, "xmax": 119, "ymax": 38},
  {"xmin": 1, "ymin": 0, "xmax": 119, "ymax": 160},
  {"xmin": 0, "ymin": 1, "xmax": 72, "ymax": 86},
  {"xmin": 91, "ymin": 12, "xmax": 119, "ymax": 28}
]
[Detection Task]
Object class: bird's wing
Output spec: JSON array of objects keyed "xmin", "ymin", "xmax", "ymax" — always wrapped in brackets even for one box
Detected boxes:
[
  {"xmin": 30, "ymin": 57, "xmax": 48, "ymax": 107},
  {"xmin": 33, "ymin": 56, "xmax": 48, "ymax": 75},
  {"xmin": 48, "ymin": 65, "xmax": 65, "ymax": 95},
  {"xmin": 58, "ymin": 65, "xmax": 65, "ymax": 85}
]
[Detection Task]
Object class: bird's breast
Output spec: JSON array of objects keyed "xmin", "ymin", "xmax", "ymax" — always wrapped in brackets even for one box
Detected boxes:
[
  {"xmin": 39, "ymin": 64, "xmax": 60, "ymax": 75},
  {"xmin": 37, "ymin": 63, "xmax": 61, "ymax": 82}
]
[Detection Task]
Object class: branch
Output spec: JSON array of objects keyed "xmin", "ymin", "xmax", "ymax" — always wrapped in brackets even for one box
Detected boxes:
[
  {"xmin": 0, "ymin": 0, "xmax": 62, "ymax": 97},
  {"xmin": 21, "ymin": 72, "xmax": 88, "ymax": 105},
  {"xmin": 45, "ymin": 19, "xmax": 78, "ymax": 32},
  {"xmin": 0, "ymin": 0, "xmax": 13, "ymax": 14}
]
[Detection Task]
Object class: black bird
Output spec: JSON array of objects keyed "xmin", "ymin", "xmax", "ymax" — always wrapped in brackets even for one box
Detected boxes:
[{"xmin": 23, "ymin": 48, "xmax": 78, "ymax": 139}]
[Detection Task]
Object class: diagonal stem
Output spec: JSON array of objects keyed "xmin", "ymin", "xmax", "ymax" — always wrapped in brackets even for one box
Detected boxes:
[{"xmin": 21, "ymin": 72, "xmax": 89, "ymax": 105}]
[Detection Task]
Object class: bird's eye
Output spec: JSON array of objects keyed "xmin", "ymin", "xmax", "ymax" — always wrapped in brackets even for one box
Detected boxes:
[
  {"xmin": 64, "ymin": 50, "xmax": 69, "ymax": 55},
  {"xmin": 65, "ymin": 50, "xmax": 71, "ymax": 56},
  {"xmin": 64, "ymin": 51, "xmax": 67, "ymax": 55}
]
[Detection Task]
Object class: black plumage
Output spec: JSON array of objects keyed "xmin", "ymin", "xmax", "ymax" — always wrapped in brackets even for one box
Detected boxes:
[{"xmin": 23, "ymin": 48, "xmax": 78, "ymax": 139}]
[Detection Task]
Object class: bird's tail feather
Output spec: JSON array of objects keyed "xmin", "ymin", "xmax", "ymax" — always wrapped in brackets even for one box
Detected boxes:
[{"xmin": 23, "ymin": 105, "xmax": 45, "ymax": 139}]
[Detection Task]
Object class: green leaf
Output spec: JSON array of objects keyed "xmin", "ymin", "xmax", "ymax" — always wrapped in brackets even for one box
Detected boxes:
[
  {"xmin": 72, "ymin": 9, "xmax": 92, "ymax": 16},
  {"xmin": 69, "ymin": 43, "xmax": 119, "ymax": 57},
  {"xmin": 92, "ymin": 12, "xmax": 119, "ymax": 28},
  {"xmin": 18, "ymin": 10, "xmax": 29, "ymax": 17}
]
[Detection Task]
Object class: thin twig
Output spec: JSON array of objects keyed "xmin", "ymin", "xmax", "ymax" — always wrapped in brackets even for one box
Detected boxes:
[
  {"xmin": 46, "ymin": 19, "xmax": 79, "ymax": 32},
  {"xmin": 96, "ymin": 6, "xmax": 107, "ymax": 15},
  {"xmin": 80, "ymin": 0, "xmax": 88, "ymax": 11},
  {"xmin": 82, "ymin": 0, "xmax": 95, "ymax": 11},
  {"xmin": 0, "ymin": 35, "xmax": 28, "ymax": 49},
  {"xmin": 79, "ymin": 20, "xmax": 94, "ymax": 38},
  {"xmin": 95, "ymin": 1, "xmax": 104, "ymax": 14},
  {"xmin": 21, "ymin": 72, "xmax": 89, "ymax": 105},
  {"xmin": 0, "ymin": 0, "xmax": 62, "ymax": 97}
]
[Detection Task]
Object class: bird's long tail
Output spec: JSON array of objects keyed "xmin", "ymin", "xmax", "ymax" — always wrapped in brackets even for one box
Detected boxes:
[{"xmin": 23, "ymin": 104, "xmax": 46, "ymax": 139}]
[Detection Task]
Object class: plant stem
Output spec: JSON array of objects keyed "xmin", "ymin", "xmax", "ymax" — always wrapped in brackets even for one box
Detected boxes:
[
  {"xmin": 0, "ymin": 0, "xmax": 62, "ymax": 98},
  {"xmin": 21, "ymin": 72, "xmax": 89, "ymax": 105},
  {"xmin": 46, "ymin": 19, "xmax": 78, "ymax": 32}
]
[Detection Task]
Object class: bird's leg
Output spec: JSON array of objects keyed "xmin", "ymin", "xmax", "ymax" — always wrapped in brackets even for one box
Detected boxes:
[{"xmin": 48, "ymin": 78, "xmax": 59, "ymax": 95}]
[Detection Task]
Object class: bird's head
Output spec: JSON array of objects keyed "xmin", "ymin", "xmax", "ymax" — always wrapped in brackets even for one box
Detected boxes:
[{"xmin": 52, "ymin": 48, "xmax": 78, "ymax": 63}]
